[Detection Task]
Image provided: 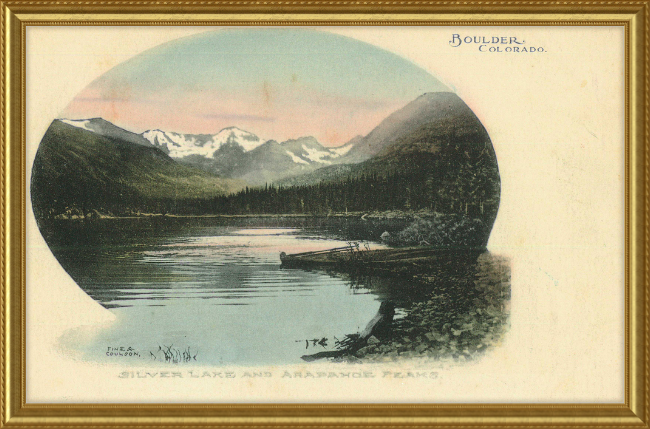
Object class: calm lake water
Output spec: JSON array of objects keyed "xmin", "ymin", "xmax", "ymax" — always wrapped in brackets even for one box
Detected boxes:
[{"xmin": 44, "ymin": 217, "xmax": 510, "ymax": 366}]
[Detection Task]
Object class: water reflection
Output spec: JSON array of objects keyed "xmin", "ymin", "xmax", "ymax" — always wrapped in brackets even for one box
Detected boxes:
[
  {"xmin": 54, "ymin": 221, "xmax": 386, "ymax": 365},
  {"xmin": 47, "ymin": 218, "xmax": 509, "ymax": 365}
]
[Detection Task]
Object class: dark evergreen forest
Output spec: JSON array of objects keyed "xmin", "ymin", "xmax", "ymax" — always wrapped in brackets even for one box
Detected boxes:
[
  {"xmin": 98, "ymin": 164, "xmax": 498, "ymax": 222},
  {"xmin": 36, "ymin": 149, "xmax": 499, "ymax": 224},
  {"xmin": 178, "ymin": 171, "xmax": 492, "ymax": 217}
]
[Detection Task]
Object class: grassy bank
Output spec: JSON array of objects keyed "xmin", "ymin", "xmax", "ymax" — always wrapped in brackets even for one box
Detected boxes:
[{"xmin": 50, "ymin": 209, "xmax": 434, "ymax": 221}]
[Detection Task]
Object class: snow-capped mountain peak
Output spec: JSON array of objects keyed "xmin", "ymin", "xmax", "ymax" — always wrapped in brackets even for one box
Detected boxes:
[
  {"xmin": 141, "ymin": 127, "xmax": 265, "ymax": 158},
  {"xmin": 55, "ymin": 118, "xmax": 363, "ymax": 183},
  {"xmin": 216, "ymin": 127, "xmax": 265, "ymax": 152},
  {"xmin": 60, "ymin": 119, "xmax": 94, "ymax": 131},
  {"xmin": 57, "ymin": 118, "xmax": 153, "ymax": 147},
  {"xmin": 301, "ymin": 144, "xmax": 333, "ymax": 164},
  {"xmin": 274, "ymin": 136, "xmax": 345, "ymax": 166},
  {"xmin": 330, "ymin": 142, "xmax": 355, "ymax": 157}
]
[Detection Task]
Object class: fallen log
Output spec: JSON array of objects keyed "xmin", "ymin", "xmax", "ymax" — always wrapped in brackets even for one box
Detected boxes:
[{"xmin": 300, "ymin": 301, "xmax": 396, "ymax": 362}]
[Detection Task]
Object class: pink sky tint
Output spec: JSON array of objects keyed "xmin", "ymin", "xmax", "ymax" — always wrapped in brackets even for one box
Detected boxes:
[
  {"xmin": 63, "ymin": 86, "xmax": 409, "ymax": 147},
  {"xmin": 58, "ymin": 30, "xmax": 449, "ymax": 146}
]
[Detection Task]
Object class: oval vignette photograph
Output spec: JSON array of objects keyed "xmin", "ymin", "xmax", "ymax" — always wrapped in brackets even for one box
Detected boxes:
[{"xmin": 30, "ymin": 28, "xmax": 510, "ymax": 367}]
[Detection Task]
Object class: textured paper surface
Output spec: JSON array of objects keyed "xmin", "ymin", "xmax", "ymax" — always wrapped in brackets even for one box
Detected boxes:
[{"xmin": 25, "ymin": 25, "xmax": 625, "ymax": 403}]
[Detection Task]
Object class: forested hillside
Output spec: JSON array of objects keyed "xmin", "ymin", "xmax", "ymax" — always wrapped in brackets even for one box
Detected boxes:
[{"xmin": 32, "ymin": 91, "xmax": 501, "ymax": 250}]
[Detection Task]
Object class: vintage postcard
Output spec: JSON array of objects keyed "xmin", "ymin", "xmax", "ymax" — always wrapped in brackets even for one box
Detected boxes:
[{"xmin": 24, "ymin": 25, "xmax": 625, "ymax": 403}]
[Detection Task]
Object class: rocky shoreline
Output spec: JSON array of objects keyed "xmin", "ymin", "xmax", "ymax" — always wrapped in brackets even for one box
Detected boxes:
[{"xmin": 332, "ymin": 252, "xmax": 511, "ymax": 363}]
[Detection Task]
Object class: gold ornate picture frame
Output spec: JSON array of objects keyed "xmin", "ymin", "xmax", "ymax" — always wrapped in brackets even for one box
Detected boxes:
[{"xmin": 2, "ymin": 1, "xmax": 646, "ymax": 427}]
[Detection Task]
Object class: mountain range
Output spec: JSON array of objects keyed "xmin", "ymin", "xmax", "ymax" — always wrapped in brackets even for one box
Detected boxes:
[
  {"xmin": 62, "ymin": 119, "xmax": 357, "ymax": 186},
  {"xmin": 31, "ymin": 91, "xmax": 501, "ymax": 234},
  {"xmin": 30, "ymin": 119, "xmax": 245, "ymax": 222},
  {"xmin": 172, "ymin": 134, "xmax": 355, "ymax": 185},
  {"xmin": 57, "ymin": 91, "xmax": 473, "ymax": 186},
  {"xmin": 279, "ymin": 92, "xmax": 499, "ymax": 187}
]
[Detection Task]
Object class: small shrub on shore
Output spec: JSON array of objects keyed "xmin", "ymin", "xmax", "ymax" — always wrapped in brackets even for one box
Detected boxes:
[{"xmin": 384, "ymin": 214, "xmax": 488, "ymax": 247}]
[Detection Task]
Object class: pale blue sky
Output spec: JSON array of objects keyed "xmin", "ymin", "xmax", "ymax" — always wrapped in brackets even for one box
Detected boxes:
[{"xmin": 64, "ymin": 28, "xmax": 449, "ymax": 145}]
